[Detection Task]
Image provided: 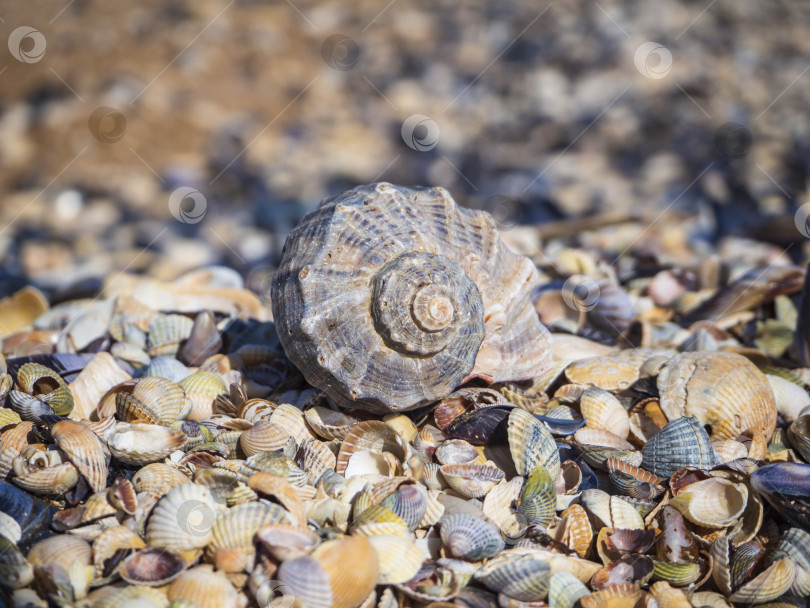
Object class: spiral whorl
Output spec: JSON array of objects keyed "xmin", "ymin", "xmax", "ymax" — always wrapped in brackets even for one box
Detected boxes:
[{"xmin": 371, "ymin": 252, "xmax": 484, "ymax": 357}]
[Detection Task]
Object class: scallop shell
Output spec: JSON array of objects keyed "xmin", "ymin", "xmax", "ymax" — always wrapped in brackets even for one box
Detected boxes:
[
  {"xmin": 296, "ymin": 437, "xmax": 337, "ymax": 486},
  {"xmin": 51, "ymin": 419, "xmax": 109, "ymax": 492},
  {"xmin": 547, "ymin": 504, "xmax": 594, "ymax": 558},
  {"xmin": 507, "ymin": 407, "xmax": 560, "ymax": 478},
  {"xmin": 167, "ymin": 564, "xmax": 239, "ymax": 608},
  {"xmin": 336, "ymin": 420, "xmax": 409, "ymax": 477},
  {"xmin": 728, "ymin": 553, "xmax": 796, "ymax": 604},
  {"xmin": 776, "ymin": 527, "xmax": 810, "ymax": 597},
  {"xmin": 147, "ymin": 314, "xmax": 194, "ymax": 358},
  {"xmin": 107, "ymin": 423, "xmax": 187, "ymax": 466},
  {"xmin": 440, "ymin": 513, "xmax": 505, "ymax": 560},
  {"xmin": 28, "ymin": 534, "xmax": 92, "ymax": 571},
  {"xmin": 380, "ymin": 483, "xmax": 428, "ymax": 531},
  {"xmin": 146, "ymin": 483, "xmax": 219, "ymax": 551},
  {"xmin": 88, "ymin": 585, "xmax": 170, "ymax": 608},
  {"xmin": 574, "ymin": 427, "xmax": 641, "ymax": 471},
  {"xmin": 271, "ymin": 182, "xmax": 552, "ymax": 413},
  {"xmin": 92, "ymin": 525, "xmax": 146, "ymax": 577},
  {"xmin": 656, "ymin": 352, "xmax": 777, "ymax": 439},
  {"xmin": 276, "ymin": 555, "xmax": 333, "ymax": 608},
  {"xmin": 178, "ymin": 371, "xmax": 227, "ymax": 420},
  {"xmin": 640, "ymin": 417, "xmax": 717, "ymax": 479},
  {"xmin": 435, "ymin": 438, "xmax": 483, "ymax": 465}
]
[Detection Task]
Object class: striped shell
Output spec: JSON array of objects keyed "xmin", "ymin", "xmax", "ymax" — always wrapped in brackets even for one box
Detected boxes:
[
  {"xmin": 146, "ymin": 483, "xmax": 219, "ymax": 551},
  {"xmin": 440, "ymin": 513, "xmax": 504, "ymax": 560},
  {"xmin": 641, "ymin": 416, "xmax": 717, "ymax": 479},
  {"xmin": 51, "ymin": 420, "xmax": 109, "ymax": 493},
  {"xmin": 271, "ymin": 182, "xmax": 552, "ymax": 413}
]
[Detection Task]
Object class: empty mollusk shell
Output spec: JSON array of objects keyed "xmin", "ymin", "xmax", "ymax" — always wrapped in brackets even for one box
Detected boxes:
[
  {"xmin": 776, "ymin": 527, "xmax": 810, "ymax": 597},
  {"xmin": 115, "ymin": 391, "xmax": 161, "ymax": 424},
  {"xmin": 11, "ymin": 448, "xmax": 81, "ymax": 497},
  {"xmin": 51, "ymin": 419, "xmax": 109, "ymax": 493},
  {"xmin": 0, "ymin": 536, "xmax": 33, "ymax": 589},
  {"xmin": 276, "ymin": 555, "xmax": 333, "ymax": 608},
  {"xmin": 132, "ymin": 462, "xmax": 191, "ymax": 496},
  {"xmin": 178, "ymin": 371, "xmax": 227, "ymax": 420},
  {"xmin": 565, "ymin": 354, "xmax": 641, "ymax": 391},
  {"xmin": 749, "ymin": 462, "xmax": 810, "ymax": 528},
  {"xmin": 729, "ymin": 550, "xmax": 796, "ymax": 604},
  {"xmin": 483, "ymin": 477, "xmax": 525, "ymax": 540},
  {"xmin": 656, "ymin": 352, "xmax": 777, "ymax": 440},
  {"xmin": 579, "ymin": 583, "xmax": 654, "ymax": 608},
  {"xmin": 508, "ymin": 407, "xmax": 560, "ymax": 478},
  {"xmin": 6, "ymin": 391, "xmax": 57, "ymax": 424},
  {"xmin": 28, "ymin": 534, "xmax": 92, "ymax": 572},
  {"xmin": 395, "ymin": 562, "xmax": 463, "ymax": 603},
  {"xmin": 238, "ymin": 398, "xmax": 276, "ymax": 423},
  {"xmin": 440, "ymin": 462, "xmax": 504, "ymax": 499},
  {"xmin": 147, "ymin": 314, "xmax": 194, "ymax": 358},
  {"xmin": 580, "ymin": 489, "xmax": 644, "ymax": 531},
  {"xmin": 352, "ymin": 504, "xmax": 410, "ymax": 537},
  {"xmin": 767, "ymin": 374, "xmax": 810, "ymax": 422},
  {"xmin": 547, "ymin": 504, "xmax": 594, "ymax": 558},
  {"xmin": 596, "ymin": 527, "xmax": 657, "ymax": 564},
  {"xmin": 367, "ymin": 534, "xmax": 425, "ymax": 584},
  {"xmin": 270, "ymin": 403, "xmax": 313, "ymax": 443},
  {"xmin": 435, "ymin": 387, "xmax": 508, "ymax": 430},
  {"xmin": 651, "ymin": 560, "xmax": 702, "ymax": 587},
  {"xmin": 138, "ymin": 356, "xmax": 192, "ymax": 383},
  {"xmin": 132, "ymin": 376, "xmax": 191, "ymax": 424},
  {"xmin": 518, "ymin": 465, "xmax": 556, "ymax": 527},
  {"xmin": 579, "ymin": 387, "xmax": 630, "ymax": 439},
  {"xmin": 120, "ymin": 547, "xmax": 186, "ymax": 586},
  {"xmin": 440, "ymin": 513, "xmax": 505, "ymax": 560},
  {"xmin": 0, "ymin": 407, "xmax": 22, "ymax": 425},
  {"xmin": 180, "ymin": 311, "xmax": 222, "ymax": 366},
  {"xmin": 238, "ymin": 420, "xmax": 291, "ymax": 457},
  {"xmin": 69, "ymin": 352, "xmax": 132, "ymax": 420},
  {"xmin": 592, "ymin": 554, "xmax": 654, "ymax": 589},
  {"xmin": 444, "ymin": 406, "xmax": 510, "ymax": 445},
  {"xmin": 303, "ymin": 405, "xmax": 358, "ymax": 441},
  {"xmin": 242, "ymin": 451, "xmax": 307, "ymax": 487},
  {"xmin": 606, "ymin": 458, "xmax": 664, "ymax": 501},
  {"xmin": 641, "ymin": 416, "xmax": 717, "ymax": 479},
  {"xmin": 574, "ymin": 428, "xmax": 641, "ymax": 471},
  {"xmin": 548, "ymin": 571, "xmax": 590, "ymax": 608},
  {"xmin": 655, "ymin": 506, "xmax": 699, "ymax": 563},
  {"xmin": 146, "ymin": 483, "xmax": 219, "ymax": 552},
  {"xmin": 435, "ymin": 438, "xmax": 484, "ymax": 465},
  {"xmin": 380, "ymin": 483, "xmax": 428, "ymax": 531},
  {"xmin": 475, "ymin": 550, "xmax": 552, "ymax": 601},
  {"xmin": 16, "ymin": 362, "xmax": 74, "ymax": 417},
  {"xmin": 167, "ymin": 564, "xmax": 239, "ymax": 608},
  {"xmin": 689, "ymin": 592, "xmax": 732, "ymax": 608},
  {"xmin": 206, "ymin": 501, "xmax": 290, "ymax": 572},
  {"xmin": 669, "ymin": 477, "xmax": 748, "ymax": 528},
  {"xmin": 310, "ymin": 534, "xmax": 379, "ymax": 608},
  {"xmin": 271, "ymin": 183, "xmax": 552, "ymax": 413},
  {"xmin": 712, "ymin": 439, "xmax": 749, "ymax": 464},
  {"xmin": 649, "ymin": 581, "xmax": 692, "ymax": 608},
  {"xmin": 107, "ymin": 423, "xmax": 187, "ymax": 466},
  {"xmin": 255, "ymin": 523, "xmax": 320, "ymax": 561},
  {"xmin": 336, "ymin": 420, "xmax": 409, "ymax": 478},
  {"xmin": 788, "ymin": 413, "xmax": 810, "ymax": 462},
  {"xmin": 295, "ymin": 437, "xmax": 337, "ymax": 486},
  {"xmin": 246, "ymin": 473, "xmax": 306, "ymax": 525}
]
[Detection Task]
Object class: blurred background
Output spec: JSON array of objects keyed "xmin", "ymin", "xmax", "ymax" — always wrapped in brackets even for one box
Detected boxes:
[{"xmin": 2, "ymin": 0, "xmax": 810, "ymax": 301}]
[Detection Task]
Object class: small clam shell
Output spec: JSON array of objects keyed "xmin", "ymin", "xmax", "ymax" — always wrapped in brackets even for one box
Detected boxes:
[
  {"xmin": 139, "ymin": 356, "xmax": 192, "ymax": 383},
  {"xmin": 92, "ymin": 525, "xmax": 146, "ymax": 577},
  {"xmin": 133, "ymin": 376, "xmax": 191, "ymax": 424},
  {"xmin": 508, "ymin": 407, "xmax": 560, "ymax": 478},
  {"xmin": 606, "ymin": 458, "xmax": 664, "ymax": 501},
  {"xmin": 766, "ymin": 373, "xmax": 810, "ymax": 422},
  {"xmin": 669, "ymin": 477, "xmax": 748, "ymax": 528},
  {"xmin": 641, "ymin": 416, "xmax": 717, "ymax": 479},
  {"xmin": 380, "ymin": 483, "xmax": 428, "ymax": 531},
  {"xmin": 574, "ymin": 427, "xmax": 641, "ymax": 470},
  {"xmin": 16, "ymin": 362, "xmax": 74, "ymax": 417},
  {"xmin": 518, "ymin": 465, "xmax": 556, "ymax": 527},
  {"xmin": 475, "ymin": 550, "xmax": 552, "ymax": 601},
  {"xmin": 167, "ymin": 564, "xmax": 239, "ymax": 608},
  {"xmin": 69, "ymin": 352, "xmax": 132, "ymax": 420},
  {"xmin": 87, "ymin": 584, "xmax": 170, "ymax": 608},
  {"xmin": 435, "ymin": 438, "xmax": 484, "ymax": 465},
  {"xmin": 178, "ymin": 371, "xmax": 227, "ymax": 420},
  {"xmin": 108, "ymin": 423, "xmax": 187, "ymax": 466},
  {"xmin": 367, "ymin": 534, "xmax": 424, "ymax": 584},
  {"xmin": 580, "ymin": 489, "xmax": 644, "ymax": 531},
  {"xmin": 729, "ymin": 552, "xmax": 796, "ymax": 604},
  {"xmin": 440, "ymin": 463, "xmax": 504, "ymax": 498},
  {"xmin": 12, "ymin": 459, "xmax": 80, "ymax": 497},
  {"xmin": 565, "ymin": 354, "xmax": 640, "ymax": 391},
  {"xmin": 295, "ymin": 437, "xmax": 337, "ymax": 486},
  {"xmin": 352, "ymin": 504, "xmax": 409, "ymax": 537},
  {"xmin": 303, "ymin": 405, "xmax": 358, "ymax": 440},
  {"xmin": 547, "ymin": 504, "xmax": 594, "ymax": 558},
  {"xmin": 206, "ymin": 501, "xmax": 290, "ymax": 572},
  {"xmin": 276, "ymin": 556, "xmax": 333, "ymax": 608},
  {"xmin": 788, "ymin": 413, "xmax": 810, "ymax": 462},
  {"xmin": 132, "ymin": 462, "xmax": 191, "ymax": 496},
  {"xmin": 0, "ymin": 407, "xmax": 22, "ymax": 425},
  {"xmin": 147, "ymin": 314, "xmax": 194, "ymax": 358},
  {"xmin": 146, "ymin": 483, "xmax": 219, "ymax": 551},
  {"xmin": 311, "ymin": 535, "xmax": 379, "ymax": 608},
  {"xmin": 580, "ymin": 583, "xmax": 651, "ymax": 608},
  {"xmin": 776, "ymin": 527, "xmax": 810, "ymax": 597},
  {"xmin": 650, "ymin": 581, "xmax": 692, "ymax": 608},
  {"xmin": 548, "ymin": 571, "xmax": 590, "ymax": 608},
  {"xmin": 651, "ymin": 560, "xmax": 702, "ymax": 587},
  {"xmin": 580, "ymin": 387, "xmax": 630, "ymax": 439},
  {"xmin": 656, "ymin": 506, "xmax": 699, "ymax": 563},
  {"xmin": 0, "ymin": 536, "xmax": 33, "ymax": 589},
  {"xmin": 711, "ymin": 439, "xmax": 749, "ymax": 464},
  {"xmin": 592, "ymin": 554, "xmax": 654, "ymax": 588},
  {"xmin": 255, "ymin": 523, "xmax": 320, "ymax": 561},
  {"xmin": 120, "ymin": 547, "xmax": 186, "ymax": 586},
  {"xmin": 52, "ymin": 419, "xmax": 109, "ymax": 493},
  {"xmin": 239, "ymin": 420, "xmax": 291, "ymax": 457},
  {"xmin": 28, "ymin": 534, "xmax": 92, "ymax": 571},
  {"xmin": 336, "ymin": 420, "xmax": 409, "ymax": 477},
  {"xmin": 483, "ymin": 477, "xmax": 525, "ymax": 540},
  {"xmin": 440, "ymin": 513, "xmax": 505, "ymax": 560},
  {"xmin": 749, "ymin": 462, "xmax": 810, "ymax": 529}
]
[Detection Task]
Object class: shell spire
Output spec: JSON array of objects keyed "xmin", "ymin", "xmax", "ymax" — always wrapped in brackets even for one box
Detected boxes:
[{"xmin": 272, "ymin": 183, "xmax": 551, "ymax": 412}]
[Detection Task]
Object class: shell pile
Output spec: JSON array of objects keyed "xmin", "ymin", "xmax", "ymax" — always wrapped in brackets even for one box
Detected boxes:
[{"xmin": 0, "ymin": 183, "xmax": 809, "ymax": 608}]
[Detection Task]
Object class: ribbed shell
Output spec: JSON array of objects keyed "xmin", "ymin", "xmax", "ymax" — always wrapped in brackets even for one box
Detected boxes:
[
  {"xmin": 167, "ymin": 565, "xmax": 239, "ymax": 608},
  {"xmin": 641, "ymin": 416, "xmax": 717, "ymax": 479},
  {"xmin": 508, "ymin": 407, "xmax": 560, "ymax": 479},
  {"xmin": 271, "ymin": 183, "xmax": 551, "ymax": 413},
  {"xmin": 657, "ymin": 352, "xmax": 777, "ymax": 439},
  {"xmin": 475, "ymin": 551, "xmax": 552, "ymax": 602},
  {"xmin": 107, "ymin": 423, "xmax": 187, "ymax": 466},
  {"xmin": 206, "ymin": 501, "xmax": 289, "ymax": 571},
  {"xmin": 146, "ymin": 483, "xmax": 218, "ymax": 551},
  {"xmin": 440, "ymin": 513, "xmax": 505, "ymax": 560},
  {"xmin": 51, "ymin": 420, "xmax": 109, "ymax": 492}
]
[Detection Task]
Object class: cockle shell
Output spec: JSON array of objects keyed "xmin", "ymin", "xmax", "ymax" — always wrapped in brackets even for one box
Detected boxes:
[
  {"xmin": 669, "ymin": 478, "xmax": 748, "ymax": 528},
  {"xmin": 107, "ymin": 423, "xmax": 187, "ymax": 466},
  {"xmin": 271, "ymin": 183, "xmax": 552, "ymax": 413},
  {"xmin": 440, "ymin": 513, "xmax": 505, "ymax": 560},
  {"xmin": 51, "ymin": 419, "xmax": 109, "ymax": 492},
  {"xmin": 146, "ymin": 483, "xmax": 219, "ymax": 551},
  {"xmin": 656, "ymin": 352, "xmax": 777, "ymax": 439},
  {"xmin": 475, "ymin": 550, "xmax": 552, "ymax": 601},
  {"xmin": 206, "ymin": 501, "xmax": 289, "ymax": 572},
  {"xmin": 167, "ymin": 565, "xmax": 239, "ymax": 608},
  {"xmin": 641, "ymin": 416, "xmax": 717, "ymax": 479}
]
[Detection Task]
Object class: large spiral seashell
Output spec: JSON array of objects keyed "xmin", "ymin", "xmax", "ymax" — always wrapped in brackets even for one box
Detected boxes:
[{"xmin": 271, "ymin": 183, "xmax": 551, "ymax": 412}]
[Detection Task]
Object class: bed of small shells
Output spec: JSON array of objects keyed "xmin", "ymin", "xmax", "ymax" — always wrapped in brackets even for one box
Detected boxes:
[{"xmin": 1, "ymin": 203, "xmax": 810, "ymax": 608}]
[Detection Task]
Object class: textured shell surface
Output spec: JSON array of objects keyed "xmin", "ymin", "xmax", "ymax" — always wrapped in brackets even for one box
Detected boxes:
[{"xmin": 271, "ymin": 183, "xmax": 552, "ymax": 413}]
